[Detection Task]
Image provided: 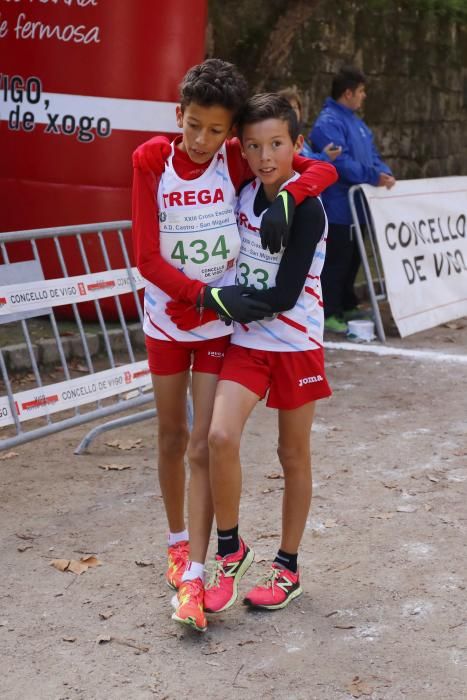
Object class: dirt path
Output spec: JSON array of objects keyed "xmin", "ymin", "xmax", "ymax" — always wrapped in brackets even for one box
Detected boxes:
[{"xmin": 1, "ymin": 324, "xmax": 466, "ymax": 699}]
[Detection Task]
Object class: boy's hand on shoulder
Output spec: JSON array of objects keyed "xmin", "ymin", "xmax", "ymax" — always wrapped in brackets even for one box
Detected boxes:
[
  {"xmin": 203, "ymin": 285, "xmax": 272, "ymax": 324},
  {"xmin": 166, "ymin": 300, "xmax": 218, "ymax": 330},
  {"xmin": 259, "ymin": 191, "xmax": 296, "ymax": 254},
  {"xmin": 132, "ymin": 135, "xmax": 171, "ymax": 174}
]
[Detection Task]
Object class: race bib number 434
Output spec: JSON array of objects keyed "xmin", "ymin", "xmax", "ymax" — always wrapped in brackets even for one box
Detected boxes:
[{"xmin": 159, "ymin": 204, "xmax": 240, "ymax": 282}]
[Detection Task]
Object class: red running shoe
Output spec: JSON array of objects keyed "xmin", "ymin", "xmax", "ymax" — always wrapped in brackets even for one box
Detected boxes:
[
  {"xmin": 204, "ymin": 538, "xmax": 254, "ymax": 613},
  {"xmin": 171, "ymin": 577, "xmax": 207, "ymax": 633},
  {"xmin": 243, "ymin": 563, "xmax": 302, "ymax": 610},
  {"xmin": 166, "ymin": 540, "xmax": 189, "ymax": 590}
]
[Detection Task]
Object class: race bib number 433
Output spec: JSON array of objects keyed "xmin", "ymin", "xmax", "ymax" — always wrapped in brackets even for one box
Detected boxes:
[{"xmin": 236, "ymin": 228, "xmax": 281, "ymax": 290}]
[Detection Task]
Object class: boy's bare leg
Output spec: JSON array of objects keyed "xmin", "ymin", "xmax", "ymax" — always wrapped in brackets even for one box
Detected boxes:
[
  {"xmin": 208, "ymin": 380, "xmax": 259, "ymax": 530},
  {"xmin": 186, "ymin": 371, "xmax": 220, "ymax": 564},
  {"xmin": 277, "ymin": 401, "xmax": 316, "ymax": 553},
  {"xmin": 152, "ymin": 372, "xmax": 190, "ymax": 533}
]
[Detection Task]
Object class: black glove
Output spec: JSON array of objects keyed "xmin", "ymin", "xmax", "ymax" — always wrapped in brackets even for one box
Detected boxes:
[
  {"xmin": 259, "ymin": 190, "xmax": 296, "ymax": 254},
  {"xmin": 201, "ymin": 285, "xmax": 272, "ymax": 324}
]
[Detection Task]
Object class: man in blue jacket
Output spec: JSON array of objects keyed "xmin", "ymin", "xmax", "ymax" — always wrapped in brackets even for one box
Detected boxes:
[{"xmin": 310, "ymin": 66, "xmax": 396, "ymax": 333}]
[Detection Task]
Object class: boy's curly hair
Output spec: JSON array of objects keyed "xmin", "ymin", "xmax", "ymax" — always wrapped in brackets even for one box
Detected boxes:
[{"xmin": 180, "ymin": 58, "xmax": 249, "ymax": 120}]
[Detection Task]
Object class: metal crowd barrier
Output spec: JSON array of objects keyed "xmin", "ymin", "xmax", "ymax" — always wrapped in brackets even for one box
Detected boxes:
[
  {"xmin": 0, "ymin": 221, "xmax": 161, "ymax": 454},
  {"xmin": 348, "ymin": 186, "xmax": 387, "ymax": 342}
]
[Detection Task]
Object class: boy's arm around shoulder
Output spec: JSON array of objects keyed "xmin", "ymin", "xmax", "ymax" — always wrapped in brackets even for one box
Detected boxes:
[
  {"xmin": 247, "ymin": 197, "xmax": 326, "ymax": 312},
  {"xmin": 132, "ymin": 134, "xmax": 171, "ymax": 174},
  {"xmin": 225, "ymin": 137, "xmax": 256, "ymax": 192},
  {"xmin": 285, "ymin": 154, "xmax": 337, "ymax": 205}
]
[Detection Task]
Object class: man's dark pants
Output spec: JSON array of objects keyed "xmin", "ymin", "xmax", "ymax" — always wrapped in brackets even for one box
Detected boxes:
[{"xmin": 322, "ymin": 222, "xmax": 361, "ymax": 318}]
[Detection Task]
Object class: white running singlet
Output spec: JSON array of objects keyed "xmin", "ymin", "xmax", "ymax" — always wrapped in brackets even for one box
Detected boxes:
[
  {"xmin": 232, "ymin": 176, "xmax": 328, "ymax": 351},
  {"xmin": 143, "ymin": 142, "xmax": 241, "ymax": 342}
]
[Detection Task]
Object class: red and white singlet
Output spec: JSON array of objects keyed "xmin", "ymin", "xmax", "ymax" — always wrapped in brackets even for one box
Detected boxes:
[
  {"xmin": 232, "ymin": 176, "xmax": 328, "ymax": 351},
  {"xmin": 143, "ymin": 143, "xmax": 241, "ymax": 342}
]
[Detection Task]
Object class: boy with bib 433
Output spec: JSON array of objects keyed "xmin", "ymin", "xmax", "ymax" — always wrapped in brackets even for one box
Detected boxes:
[
  {"xmin": 201, "ymin": 93, "xmax": 332, "ymax": 619},
  {"xmin": 132, "ymin": 61, "xmax": 337, "ymax": 632}
]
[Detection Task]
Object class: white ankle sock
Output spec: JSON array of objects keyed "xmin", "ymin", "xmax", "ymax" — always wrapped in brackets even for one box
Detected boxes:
[
  {"xmin": 181, "ymin": 561, "xmax": 205, "ymax": 583},
  {"xmin": 168, "ymin": 530, "xmax": 189, "ymax": 546}
]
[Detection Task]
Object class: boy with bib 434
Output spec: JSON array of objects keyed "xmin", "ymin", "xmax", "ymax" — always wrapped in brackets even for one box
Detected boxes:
[{"xmin": 132, "ymin": 61, "xmax": 337, "ymax": 632}]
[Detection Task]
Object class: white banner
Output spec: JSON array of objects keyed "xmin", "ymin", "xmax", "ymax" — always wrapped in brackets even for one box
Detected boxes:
[
  {"xmin": 0, "ymin": 267, "xmax": 145, "ymax": 316},
  {"xmin": 0, "ymin": 92, "xmax": 181, "ymax": 134},
  {"xmin": 360, "ymin": 177, "xmax": 467, "ymax": 337},
  {"xmin": 0, "ymin": 360, "xmax": 151, "ymax": 428}
]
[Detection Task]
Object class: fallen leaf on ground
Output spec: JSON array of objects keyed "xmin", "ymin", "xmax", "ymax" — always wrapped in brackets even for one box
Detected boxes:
[
  {"xmin": 105, "ymin": 438, "xmax": 143, "ymax": 450},
  {"xmin": 97, "ymin": 635, "xmax": 111, "ymax": 644},
  {"xmin": 0, "ymin": 451, "xmax": 19, "ymax": 461},
  {"xmin": 426, "ymin": 474, "xmax": 440, "ymax": 483},
  {"xmin": 17, "ymin": 544, "xmax": 33, "ymax": 552},
  {"xmin": 98, "ymin": 463, "xmax": 131, "ymax": 471},
  {"xmin": 81, "ymin": 555, "xmax": 102, "ymax": 567},
  {"xmin": 67, "ymin": 560, "xmax": 91, "ymax": 574},
  {"xmin": 396, "ymin": 505, "xmax": 417, "ymax": 513},
  {"xmin": 423, "ymin": 503, "xmax": 433, "ymax": 511},
  {"xmin": 266, "ymin": 472, "xmax": 283, "ymax": 480},
  {"xmin": 135, "ymin": 560, "xmax": 154, "ymax": 567},
  {"xmin": 237, "ymin": 639, "xmax": 255, "ymax": 646},
  {"xmin": 50, "ymin": 555, "xmax": 102, "ymax": 575},
  {"xmin": 334, "ymin": 623, "xmax": 356, "ymax": 629},
  {"xmin": 99, "ymin": 611, "xmax": 114, "ymax": 620},
  {"xmin": 62, "ymin": 636, "xmax": 76, "ymax": 643},
  {"xmin": 50, "ymin": 559, "xmax": 70, "ymax": 572},
  {"xmin": 346, "ymin": 676, "xmax": 374, "ymax": 697}
]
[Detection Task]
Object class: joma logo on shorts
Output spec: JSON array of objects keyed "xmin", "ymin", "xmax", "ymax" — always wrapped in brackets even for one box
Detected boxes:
[
  {"xmin": 298, "ymin": 375, "xmax": 323, "ymax": 387},
  {"xmin": 208, "ymin": 351, "xmax": 224, "ymax": 358}
]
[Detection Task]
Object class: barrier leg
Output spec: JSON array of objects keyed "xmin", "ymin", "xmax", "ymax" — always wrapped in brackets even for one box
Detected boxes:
[
  {"xmin": 348, "ymin": 187, "xmax": 386, "ymax": 343},
  {"xmin": 353, "ymin": 223, "xmax": 386, "ymax": 343},
  {"xmin": 74, "ymin": 408, "xmax": 157, "ymax": 455},
  {"xmin": 74, "ymin": 394, "xmax": 194, "ymax": 455}
]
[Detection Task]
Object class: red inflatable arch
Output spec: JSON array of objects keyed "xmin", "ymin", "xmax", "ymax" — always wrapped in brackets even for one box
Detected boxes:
[{"xmin": 0, "ymin": 0, "xmax": 207, "ymax": 318}]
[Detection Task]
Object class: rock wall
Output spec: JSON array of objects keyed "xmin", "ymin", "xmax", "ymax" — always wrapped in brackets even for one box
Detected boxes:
[{"xmin": 208, "ymin": 0, "xmax": 467, "ymax": 178}]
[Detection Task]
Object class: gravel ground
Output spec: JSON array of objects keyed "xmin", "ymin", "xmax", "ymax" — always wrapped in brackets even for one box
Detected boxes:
[{"xmin": 1, "ymin": 320, "xmax": 466, "ymax": 700}]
